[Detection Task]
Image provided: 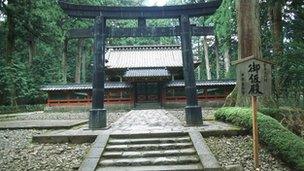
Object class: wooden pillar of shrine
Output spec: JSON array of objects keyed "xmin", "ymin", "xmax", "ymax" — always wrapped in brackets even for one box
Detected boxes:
[
  {"xmin": 89, "ymin": 16, "xmax": 107, "ymax": 129},
  {"xmin": 180, "ymin": 15, "xmax": 203, "ymax": 125}
]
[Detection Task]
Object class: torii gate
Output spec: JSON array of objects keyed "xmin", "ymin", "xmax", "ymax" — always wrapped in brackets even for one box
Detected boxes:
[{"xmin": 59, "ymin": 0, "xmax": 221, "ymax": 129}]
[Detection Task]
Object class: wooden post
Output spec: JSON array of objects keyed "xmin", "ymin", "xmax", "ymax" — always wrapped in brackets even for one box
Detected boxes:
[
  {"xmin": 180, "ymin": 14, "xmax": 203, "ymax": 126},
  {"xmin": 235, "ymin": 57, "xmax": 273, "ymax": 170},
  {"xmin": 89, "ymin": 16, "xmax": 107, "ymax": 129},
  {"xmin": 252, "ymin": 96, "xmax": 260, "ymax": 170}
]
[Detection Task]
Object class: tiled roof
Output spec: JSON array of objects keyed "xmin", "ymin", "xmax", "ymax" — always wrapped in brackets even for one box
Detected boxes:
[
  {"xmin": 41, "ymin": 80, "xmax": 236, "ymax": 91},
  {"xmin": 40, "ymin": 82, "xmax": 131, "ymax": 91},
  {"xmin": 166, "ymin": 80, "xmax": 236, "ymax": 87},
  {"xmin": 124, "ymin": 68, "xmax": 170, "ymax": 78},
  {"xmin": 105, "ymin": 45, "xmax": 200, "ymax": 69}
]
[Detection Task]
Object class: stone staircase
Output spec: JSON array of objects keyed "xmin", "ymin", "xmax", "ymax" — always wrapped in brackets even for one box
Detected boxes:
[{"xmin": 96, "ymin": 132, "xmax": 203, "ymax": 171}]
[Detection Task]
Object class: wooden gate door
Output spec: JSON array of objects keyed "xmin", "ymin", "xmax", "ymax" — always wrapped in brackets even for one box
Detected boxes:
[{"xmin": 136, "ymin": 82, "xmax": 159, "ymax": 103}]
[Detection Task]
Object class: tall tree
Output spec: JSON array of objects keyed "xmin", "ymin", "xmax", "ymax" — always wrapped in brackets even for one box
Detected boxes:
[
  {"xmin": 81, "ymin": 42, "xmax": 87, "ymax": 83},
  {"xmin": 214, "ymin": 38, "xmax": 221, "ymax": 79},
  {"xmin": 202, "ymin": 36, "xmax": 212, "ymax": 80},
  {"xmin": 223, "ymin": 48, "xmax": 231, "ymax": 76},
  {"xmin": 269, "ymin": 1, "xmax": 283, "ymax": 55},
  {"xmin": 269, "ymin": 0, "xmax": 284, "ymax": 100},
  {"xmin": 27, "ymin": 0, "xmax": 35, "ymax": 67},
  {"xmin": 61, "ymin": 38, "xmax": 68, "ymax": 84},
  {"xmin": 225, "ymin": 0, "xmax": 270, "ymax": 107},
  {"xmin": 75, "ymin": 39, "xmax": 84, "ymax": 84},
  {"xmin": 4, "ymin": 0, "xmax": 17, "ymax": 105},
  {"xmin": 208, "ymin": 0, "xmax": 236, "ymax": 78}
]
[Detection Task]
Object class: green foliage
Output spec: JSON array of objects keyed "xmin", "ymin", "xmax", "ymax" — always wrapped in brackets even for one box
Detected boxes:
[
  {"xmin": 215, "ymin": 107, "xmax": 304, "ymax": 170},
  {"xmin": 0, "ymin": 104, "xmax": 45, "ymax": 115},
  {"xmin": 206, "ymin": 0, "xmax": 238, "ymax": 79},
  {"xmin": 259, "ymin": 107, "xmax": 304, "ymax": 137},
  {"xmin": 0, "ymin": 0, "xmax": 303, "ymax": 109}
]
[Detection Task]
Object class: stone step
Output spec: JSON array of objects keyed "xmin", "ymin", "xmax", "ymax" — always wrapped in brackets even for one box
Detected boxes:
[
  {"xmin": 102, "ymin": 148, "xmax": 197, "ymax": 158},
  {"xmin": 105, "ymin": 142, "xmax": 193, "ymax": 151},
  {"xmin": 108, "ymin": 136, "xmax": 191, "ymax": 145},
  {"xmin": 99, "ymin": 155, "xmax": 200, "ymax": 166},
  {"xmin": 110, "ymin": 132, "xmax": 188, "ymax": 139},
  {"xmin": 96, "ymin": 164, "xmax": 203, "ymax": 171}
]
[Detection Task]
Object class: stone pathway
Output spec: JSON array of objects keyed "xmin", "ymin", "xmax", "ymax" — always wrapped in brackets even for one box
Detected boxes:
[
  {"xmin": 110, "ymin": 109, "xmax": 184, "ymax": 133},
  {"xmin": 32, "ymin": 110, "xmax": 245, "ymax": 143},
  {"xmin": 78, "ymin": 110, "xmax": 227, "ymax": 171}
]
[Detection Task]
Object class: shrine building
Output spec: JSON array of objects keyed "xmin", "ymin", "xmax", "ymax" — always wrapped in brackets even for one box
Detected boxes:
[{"xmin": 41, "ymin": 45, "xmax": 235, "ymax": 108}]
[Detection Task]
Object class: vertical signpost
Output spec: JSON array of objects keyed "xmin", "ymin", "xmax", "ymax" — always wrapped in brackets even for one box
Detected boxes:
[{"xmin": 234, "ymin": 56, "xmax": 272, "ymax": 170}]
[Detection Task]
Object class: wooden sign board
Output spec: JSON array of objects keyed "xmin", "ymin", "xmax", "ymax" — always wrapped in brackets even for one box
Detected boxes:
[{"xmin": 234, "ymin": 56, "xmax": 272, "ymax": 97}]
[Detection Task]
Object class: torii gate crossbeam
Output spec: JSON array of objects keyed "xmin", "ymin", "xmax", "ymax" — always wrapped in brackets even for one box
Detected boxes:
[{"xmin": 59, "ymin": 0, "xmax": 222, "ymax": 129}]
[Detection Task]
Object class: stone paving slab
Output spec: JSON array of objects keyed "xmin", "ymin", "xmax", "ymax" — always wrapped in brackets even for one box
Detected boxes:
[
  {"xmin": 0, "ymin": 119, "xmax": 87, "ymax": 130},
  {"xmin": 110, "ymin": 109, "xmax": 184, "ymax": 132},
  {"xmin": 99, "ymin": 155, "xmax": 200, "ymax": 166},
  {"xmin": 96, "ymin": 164, "xmax": 204, "ymax": 171}
]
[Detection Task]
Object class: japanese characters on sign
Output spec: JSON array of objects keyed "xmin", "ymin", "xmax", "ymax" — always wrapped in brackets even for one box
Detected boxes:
[
  {"xmin": 248, "ymin": 62, "xmax": 263, "ymax": 95},
  {"xmin": 235, "ymin": 57, "xmax": 272, "ymax": 97}
]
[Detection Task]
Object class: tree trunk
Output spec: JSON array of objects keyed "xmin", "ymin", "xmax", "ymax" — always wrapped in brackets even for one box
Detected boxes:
[
  {"xmin": 6, "ymin": 0, "xmax": 15, "ymax": 65},
  {"xmin": 27, "ymin": 0, "xmax": 35, "ymax": 67},
  {"xmin": 269, "ymin": 1, "xmax": 284, "ymax": 100},
  {"xmin": 270, "ymin": 2, "xmax": 283, "ymax": 55},
  {"xmin": 214, "ymin": 38, "xmax": 220, "ymax": 79},
  {"xmin": 197, "ymin": 39, "xmax": 201, "ymax": 80},
  {"xmin": 225, "ymin": 0, "xmax": 274, "ymax": 107},
  {"xmin": 236, "ymin": 0, "xmax": 262, "ymax": 60},
  {"xmin": 235, "ymin": 0, "xmax": 261, "ymax": 107},
  {"xmin": 81, "ymin": 44, "xmax": 86, "ymax": 83},
  {"xmin": 202, "ymin": 36, "xmax": 211, "ymax": 80},
  {"xmin": 61, "ymin": 39, "xmax": 68, "ymax": 84},
  {"xmin": 75, "ymin": 39, "xmax": 83, "ymax": 84},
  {"xmin": 28, "ymin": 34, "xmax": 35, "ymax": 67},
  {"xmin": 223, "ymin": 47, "xmax": 230, "ymax": 77},
  {"xmin": 6, "ymin": 0, "xmax": 17, "ymax": 106}
]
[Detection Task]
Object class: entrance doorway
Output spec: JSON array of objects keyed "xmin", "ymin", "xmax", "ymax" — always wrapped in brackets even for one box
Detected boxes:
[{"xmin": 135, "ymin": 82, "xmax": 160, "ymax": 103}]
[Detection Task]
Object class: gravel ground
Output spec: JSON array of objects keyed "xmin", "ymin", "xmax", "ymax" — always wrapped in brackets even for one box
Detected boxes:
[
  {"xmin": 0, "ymin": 109, "xmax": 292, "ymax": 170},
  {"xmin": 0, "ymin": 111, "xmax": 128, "ymax": 126},
  {"xmin": 167, "ymin": 108, "xmax": 216, "ymax": 124},
  {"xmin": 169, "ymin": 109, "xmax": 291, "ymax": 170},
  {"xmin": 205, "ymin": 136, "xmax": 291, "ymax": 171},
  {"xmin": 0, "ymin": 110, "xmax": 129, "ymax": 171},
  {"xmin": 0, "ymin": 129, "xmax": 91, "ymax": 171}
]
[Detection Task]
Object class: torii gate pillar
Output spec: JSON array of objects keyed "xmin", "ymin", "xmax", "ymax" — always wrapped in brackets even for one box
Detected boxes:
[
  {"xmin": 89, "ymin": 16, "xmax": 107, "ymax": 129},
  {"xmin": 180, "ymin": 15, "xmax": 203, "ymax": 125}
]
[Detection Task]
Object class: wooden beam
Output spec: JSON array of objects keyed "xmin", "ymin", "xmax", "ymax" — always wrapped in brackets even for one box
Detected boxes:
[
  {"xmin": 58, "ymin": 0, "xmax": 221, "ymax": 19},
  {"xmin": 68, "ymin": 26, "xmax": 214, "ymax": 39}
]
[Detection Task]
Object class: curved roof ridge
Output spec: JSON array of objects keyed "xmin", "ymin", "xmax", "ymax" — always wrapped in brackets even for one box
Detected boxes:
[{"xmin": 106, "ymin": 45, "xmax": 181, "ymax": 51}]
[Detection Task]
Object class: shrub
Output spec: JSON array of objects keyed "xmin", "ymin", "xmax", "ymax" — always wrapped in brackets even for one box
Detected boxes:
[
  {"xmin": 215, "ymin": 107, "xmax": 304, "ymax": 170},
  {"xmin": 0, "ymin": 104, "xmax": 45, "ymax": 114},
  {"xmin": 259, "ymin": 107, "xmax": 304, "ymax": 137}
]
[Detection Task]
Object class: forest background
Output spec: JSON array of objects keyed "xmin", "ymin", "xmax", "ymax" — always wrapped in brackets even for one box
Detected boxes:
[{"xmin": 0, "ymin": 0, "xmax": 303, "ymax": 108}]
